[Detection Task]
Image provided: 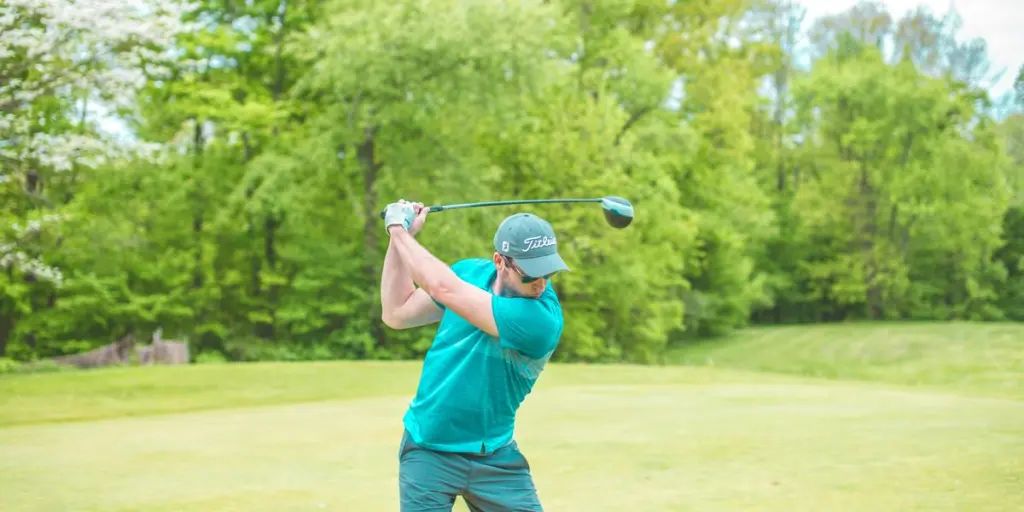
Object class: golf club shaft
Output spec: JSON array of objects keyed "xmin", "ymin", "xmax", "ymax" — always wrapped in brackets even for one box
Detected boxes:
[
  {"xmin": 429, "ymin": 197, "xmax": 603, "ymax": 212},
  {"xmin": 379, "ymin": 197, "xmax": 603, "ymax": 218}
]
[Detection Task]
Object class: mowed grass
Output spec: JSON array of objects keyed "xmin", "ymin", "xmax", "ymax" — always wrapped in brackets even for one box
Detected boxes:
[
  {"xmin": 2, "ymin": 322, "xmax": 1023, "ymax": 511},
  {"xmin": 668, "ymin": 321, "xmax": 1024, "ymax": 400}
]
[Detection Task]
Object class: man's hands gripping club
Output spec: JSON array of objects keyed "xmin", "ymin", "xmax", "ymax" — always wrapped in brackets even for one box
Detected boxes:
[
  {"xmin": 380, "ymin": 199, "xmax": 442, "ymax": 329},
  {"xmin": 383, "ymin": 200, "xmax": 429, "ymax": 236},
  {"xmin": 380, "ymin": 198, "xmax": 503, "ymax": 339}
]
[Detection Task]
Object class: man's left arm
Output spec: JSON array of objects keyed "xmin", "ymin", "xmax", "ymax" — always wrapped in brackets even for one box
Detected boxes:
[{"xmin": 386, "ymin": 225, "xmax": 500, "ymax": 337}]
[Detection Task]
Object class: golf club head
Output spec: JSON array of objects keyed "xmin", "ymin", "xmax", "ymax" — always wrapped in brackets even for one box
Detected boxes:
[{"xmin": 601, "ymin": 196, "xmax": 634, "ymax": 228}]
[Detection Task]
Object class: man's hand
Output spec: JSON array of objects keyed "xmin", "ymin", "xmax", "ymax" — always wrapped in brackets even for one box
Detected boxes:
[
  {"xmin": 408, "ymin": 202, "xmax": 429, "ymax": 236},
  {"xmin": 383, "ymin": 200, "xmax": 416, "ymax": 234},
  {"xmin": 384, "ymin": 200, "xmax": 429, "ymax": 236}
]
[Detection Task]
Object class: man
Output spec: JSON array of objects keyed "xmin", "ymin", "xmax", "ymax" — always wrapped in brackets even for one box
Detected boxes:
[{"xmin": 379, "ymin": 199, "xmax": 569, "ymax": 512}]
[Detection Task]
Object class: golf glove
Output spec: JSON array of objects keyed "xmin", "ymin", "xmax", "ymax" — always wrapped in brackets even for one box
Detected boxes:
[{"xmin": 383, "ymin": 201, "xmax": 416, "ymax": 234}]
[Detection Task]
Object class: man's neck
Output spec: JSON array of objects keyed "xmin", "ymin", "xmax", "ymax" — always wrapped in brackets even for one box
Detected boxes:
[
  {"xmin": 491, "ymin": 267, "xmax": 518, "ymax": 298},
  {"xmin": 491, "ymin": 274, "xmax": 505, "ymax": 296}
]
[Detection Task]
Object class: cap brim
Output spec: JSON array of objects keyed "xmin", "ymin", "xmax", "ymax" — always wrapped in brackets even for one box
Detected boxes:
[{"xmin": 514, "ymin": 252, "xmax": 570, "ymax": 278}]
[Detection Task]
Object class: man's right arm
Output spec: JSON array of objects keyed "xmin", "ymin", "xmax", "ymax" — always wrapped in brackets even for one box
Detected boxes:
[{"xmin": 380, "ymin": 236, "xmax": 444, "ymax": 329}]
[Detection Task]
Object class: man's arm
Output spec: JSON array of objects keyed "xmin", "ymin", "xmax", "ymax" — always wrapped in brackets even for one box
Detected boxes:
[
  {"xmin": 387, "ymin": 225, "xmax": 562, "ymax": 358},
  {"xmin": 387, "ymin": 225, "xmax": 500, "ymax": 337},
  {"xmin": 380, "ymin": 232, "xmax": 443, "ymax": 329}
]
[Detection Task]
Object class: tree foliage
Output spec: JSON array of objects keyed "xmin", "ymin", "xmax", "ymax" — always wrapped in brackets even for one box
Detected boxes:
[{"xmin": 1, "ymin": 0, "xmax": 1021, "ymax": 363}]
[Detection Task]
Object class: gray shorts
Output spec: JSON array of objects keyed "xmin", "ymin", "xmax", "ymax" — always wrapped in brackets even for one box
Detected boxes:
[{"xmin": 398, "ymin": 430, "xmax": 544, "ymax": 511}]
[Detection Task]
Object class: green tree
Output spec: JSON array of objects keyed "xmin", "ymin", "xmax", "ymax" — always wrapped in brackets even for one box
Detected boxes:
[{"xmin": 0, "ymin": 0, "xmax": 194, "ymax": 358}]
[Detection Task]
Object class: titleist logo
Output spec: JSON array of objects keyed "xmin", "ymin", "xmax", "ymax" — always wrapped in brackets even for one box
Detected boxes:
[{"xmin": 523, "ymin": 235, "xmax": 556, "ymax": 252}]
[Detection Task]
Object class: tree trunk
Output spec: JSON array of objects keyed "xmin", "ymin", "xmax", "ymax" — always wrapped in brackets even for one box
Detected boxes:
[
  {"xmin": 259, "ymin": 214, "xmax": 279, "ymax": 340},
  {"xmin": 0, "ymin": 315, "xmax": 11, "ymax": 357},
  {"xmin": 359, "ymin": 125, "xmax": 384, "ymax": 349},
  {"xmin": 252, "ymin": 0, "xmax": 288, "ymax": 341},
  {"xmin": 773, "ymin": 60, "xmax": 788, "ymax": 193},
  {"xmin": 192, "ymin": 120, "xmax": 205, "ymax": 290},
  {"xmin": 859, "ymin": 160, "xmax": 881, "ymax": 319}
]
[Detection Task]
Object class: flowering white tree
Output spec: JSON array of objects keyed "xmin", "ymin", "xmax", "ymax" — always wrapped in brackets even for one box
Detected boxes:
[{"xmin": 0, "ymin": 0, "xmax": 196, "ymax": 285}]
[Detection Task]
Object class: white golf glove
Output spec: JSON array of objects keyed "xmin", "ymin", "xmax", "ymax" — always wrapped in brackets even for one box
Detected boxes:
[{"xmin": 383, "ymin": 201, "xmax": 416, "ymax": 234}]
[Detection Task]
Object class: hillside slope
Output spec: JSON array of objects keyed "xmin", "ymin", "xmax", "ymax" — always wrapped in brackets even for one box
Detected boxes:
[{"xmin": 667, "ymin": 322, "xmax": 1024, "ymax": 399}]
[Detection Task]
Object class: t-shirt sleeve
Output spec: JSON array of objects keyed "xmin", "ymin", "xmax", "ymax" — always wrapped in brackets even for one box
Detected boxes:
[{"xmin": 490, "ymin": 295, "xmax": 563, "ymax": 360}]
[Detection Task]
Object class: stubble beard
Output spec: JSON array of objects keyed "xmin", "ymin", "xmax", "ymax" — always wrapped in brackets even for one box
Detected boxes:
[{"xmin": 497, "ymin": 273, "xmax": 529, "ymax": 298}]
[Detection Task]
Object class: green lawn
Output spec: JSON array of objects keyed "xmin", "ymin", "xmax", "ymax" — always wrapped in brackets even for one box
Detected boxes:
[
  {"xmin": 2, "ymin": 322, "xmax": 1023, "ymax": 511},
  {"xmin": 668, "ymin": 321, "xmax": 1024, "ymax": 400}
]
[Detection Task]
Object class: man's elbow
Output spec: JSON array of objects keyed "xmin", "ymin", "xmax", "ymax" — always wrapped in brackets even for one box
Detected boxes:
[
  {"xmin": 424, "ymin": 277, "xmax": 458, "ymax": 309},
  {"xmin": 381, "ymin": 310, "xmax": 407, "ymax": 330}
]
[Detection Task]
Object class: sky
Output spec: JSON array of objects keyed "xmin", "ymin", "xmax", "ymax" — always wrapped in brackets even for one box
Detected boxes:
[{"xmin": 800, "ymin": 0, "xmax": 1023, "ymax": 98}]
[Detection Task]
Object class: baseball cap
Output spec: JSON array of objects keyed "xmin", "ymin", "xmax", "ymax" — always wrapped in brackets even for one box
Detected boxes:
[{"xmin": 493, "ymin": 213, "xmax": 570, "ymax": 277}]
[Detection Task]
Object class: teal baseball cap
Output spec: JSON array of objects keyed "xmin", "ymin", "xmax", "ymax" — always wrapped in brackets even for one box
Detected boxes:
[{"xmin": 493, "ymin": 213, "xmax": 570, "ymax": 278}]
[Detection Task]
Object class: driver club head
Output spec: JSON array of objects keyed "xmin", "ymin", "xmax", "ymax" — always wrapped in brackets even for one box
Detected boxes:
[{"xmin": 600, "ymin": 196, "xmax": 634, "ymax": 229}]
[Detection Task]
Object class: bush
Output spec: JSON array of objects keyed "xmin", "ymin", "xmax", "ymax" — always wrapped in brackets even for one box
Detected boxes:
[
  {"xmin": 0, "ymin": 358, "xmax": 19, "ymax": 374},
  {"xmin": 195, "ymin": 351, "xmax": 229, "ymax": 364}
]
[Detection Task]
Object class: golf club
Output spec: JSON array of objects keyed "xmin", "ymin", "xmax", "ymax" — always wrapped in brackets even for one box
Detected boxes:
[{"xmin": 379, "ymin": 196, "xmax": 634, "ymax": 229}]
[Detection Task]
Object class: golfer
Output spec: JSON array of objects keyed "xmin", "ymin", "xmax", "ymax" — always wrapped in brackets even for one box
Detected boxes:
[{"xmin": 380, "ymin": 199, "xmax": 568, "ymax": 511}]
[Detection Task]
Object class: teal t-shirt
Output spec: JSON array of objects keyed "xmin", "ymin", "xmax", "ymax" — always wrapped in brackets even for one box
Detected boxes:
[{"xmin": 402, "ymin": 257, "xmax": 564, "ymax": 455}]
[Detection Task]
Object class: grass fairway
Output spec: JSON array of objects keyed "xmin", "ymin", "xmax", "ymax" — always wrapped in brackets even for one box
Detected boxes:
[
  {"xmin": 2, "ymin": 323, "xmax": 1023, "ymax": 511},
  {"xmin": 667, "ymin": 322, "xmax": 1024, "ymax": 400}
]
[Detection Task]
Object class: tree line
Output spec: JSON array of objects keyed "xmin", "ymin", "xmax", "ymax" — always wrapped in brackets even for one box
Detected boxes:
[{"xmin": 2, "ymin": 0, "xmax": 1022, "ymax": 364}]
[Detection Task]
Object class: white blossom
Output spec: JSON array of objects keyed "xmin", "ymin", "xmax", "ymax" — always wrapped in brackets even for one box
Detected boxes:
[
  {"xmin": 0, "ymin": 249, "xmax": 64, "ymax": 286},
  {"xmin": 1, "ymin": 213, "xmax": 66, "ymax": 286},
  {"xmin": 1, "ymin": 0, "xmax": 196, "ymax": 285},
  {"xmin": 0, "ymin": 0, "xmax": 198, "ymax": 170},
  {"xmin": 11, "ymin": 214, "xmax": 62, "ymax": 235}
]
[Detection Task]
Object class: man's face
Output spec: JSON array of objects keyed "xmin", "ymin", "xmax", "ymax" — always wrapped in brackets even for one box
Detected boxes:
[{"xmin": 494, "ymin": 254, "xmax": 551, "ymax": 298}]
